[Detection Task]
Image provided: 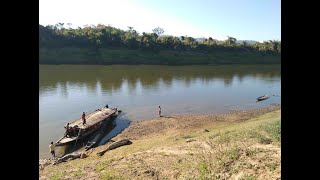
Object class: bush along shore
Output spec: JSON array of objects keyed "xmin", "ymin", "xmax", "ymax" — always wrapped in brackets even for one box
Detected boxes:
[{"xmin": 39, "ymin": 24, "xmax": 280, "ymax": 65}]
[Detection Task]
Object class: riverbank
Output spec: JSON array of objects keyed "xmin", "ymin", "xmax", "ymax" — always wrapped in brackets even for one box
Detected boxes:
[
  {"xmin": 39, "ymin": 105, "xmax": 281, "ymax": 179},
  {"xmin": 39, "ymin": 48, "xmax": 281, "ymax": 65}
]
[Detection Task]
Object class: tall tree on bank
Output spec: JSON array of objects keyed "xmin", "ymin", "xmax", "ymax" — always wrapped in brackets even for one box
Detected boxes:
[
  {"xmin": 152, "ymin": 27, "xmax": 164, "ymax": 37},
  {"xmin": 226, "ymin": 36, "xmax": 237, "ymax": 46},
  {"xmin": 39, "ymin": 23, "xmax": 280, "ymax": 54}
]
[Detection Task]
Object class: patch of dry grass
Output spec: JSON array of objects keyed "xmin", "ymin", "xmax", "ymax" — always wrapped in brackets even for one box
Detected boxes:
[{"xmin": 40, "ymin": 106, "xmax": 281, "ymax": 180}]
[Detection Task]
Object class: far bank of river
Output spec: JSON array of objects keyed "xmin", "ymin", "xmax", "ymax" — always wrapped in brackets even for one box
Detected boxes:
[{"xmin": 40, "ymin": 47, "xmax": 281, "ymax": 65}]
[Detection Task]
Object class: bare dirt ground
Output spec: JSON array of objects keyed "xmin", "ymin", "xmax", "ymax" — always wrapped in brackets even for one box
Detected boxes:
[
  {"xmin": 40, "ymin": 105, "xmax": 281, "ymax": 180},
  {"xmin": 114, "ymin": 105, "xmax": 280, "ymax": 141}
]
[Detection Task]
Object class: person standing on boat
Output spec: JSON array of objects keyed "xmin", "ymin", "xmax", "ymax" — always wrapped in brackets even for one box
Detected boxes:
[
  {"xmin": 49, "ymin": 142, "xmax": 55, "ymax": 158},
  {"xmin": 82, "ymin": 112, "xmax": 86, "ymax": 125},
  {"xmin": 158, "ymin": 106, "xmax": 162, "ymax": 117},
  {"xmin": 64, "ymin": 123, "xmax": 70, "ymax": 137}
]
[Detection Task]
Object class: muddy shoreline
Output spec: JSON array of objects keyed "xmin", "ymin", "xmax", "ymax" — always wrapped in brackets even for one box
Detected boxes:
[
  {"xmin": 40, "ymin": 104, "xmax": 280, "ymax": 163},
  {"xmin": 40, "ymin": 105, "xmax": 281, "ymax": 179}
]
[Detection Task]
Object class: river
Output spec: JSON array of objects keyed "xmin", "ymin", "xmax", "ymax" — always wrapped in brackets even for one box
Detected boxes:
[{"xmin": 39, "ymin": 64, "xmax": 281, "ymax": 158}]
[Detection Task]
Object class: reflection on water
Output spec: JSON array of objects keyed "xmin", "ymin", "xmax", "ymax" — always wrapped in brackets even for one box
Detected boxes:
[
  {"xmin": 40, "ymin": 65, "xmax": 280, "ymax": 97},
  {"xmin": 39, "ymin": 65, "xmax": 281, "ymax": 158},
  {"xmin": 99, "ymin": 113, "xmax": 131, "ymax": 145}
]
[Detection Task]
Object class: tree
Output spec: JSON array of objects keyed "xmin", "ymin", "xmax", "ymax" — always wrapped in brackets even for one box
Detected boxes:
[
  {"xmin": 123, "ymin": 27, "xmax": 139, "ymax": 49},
  {"xmin": 66, "ymin": 23, "xmax": 72, "ymax": 29},
  {"xmin": 159, "ymin": 35, "xmax": 175, "ymax": 49},
  {"xmin": 55, "ymin": 22, "xmax": 64, "ymax": 29},
  {"xmin": 127, "ymin": 26, "xmax": 134, "ymax": 32},
  {"xmin": 277, "ymin": 42, "xmax": 281, "ymax": 53},
  {"xmin": 208, "ymin": 37, "xmax": 215, "ymax": 45},
  {"xmin": 269, "ymin": 40, "xmax": 280, "ymax": 52},
  {"xmin": 242, "ymin": 41, "xmax": 248, "ymax": 46},
  {"xmin": 152, "ymin": 27, "xmax": 164, "ymax": 37},
  {"xmin": 39, "ymin": 23, "xmax": 280, "ymax": 57},
  {"xmin": 226, "ymin": 36, "xmax": 237, "ymax": 46}
]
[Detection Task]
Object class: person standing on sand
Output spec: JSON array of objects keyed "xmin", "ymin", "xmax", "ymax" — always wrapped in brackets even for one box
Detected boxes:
[
  {"xmin": 49, "ymin": 142, "xmax": 55, "ymax": 158},
  {"xmin": 82, "ymin": 112, "xmax": 86, "ymax": 125},
  {"xmin": 158, "ymin": 106, "xmax": 162, "ymax": 117}
]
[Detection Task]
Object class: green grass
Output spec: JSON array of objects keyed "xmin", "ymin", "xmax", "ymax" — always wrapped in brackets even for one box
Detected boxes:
[
  {"xmin": 197, "ymin": 162, "xmax": 210, "ymax": 180},
  {"xmin": 260, "ymin": 120, "xmax": 281, "ymax": 142},
  {"xmin": 49, "ymin": 171, "xmax": 66, "ymax": 180},
  {"xmin": 194, "ymin": 110, "xmax": 281, "ymax": 179},
  {"xmin": 72, "ymin": 169, "xmax": 83, "ymax": 177},
  {"xmin": 266, "ymin": 161, "xmax": 278, "ymax": 171},
  {"xmin": 42, "ymin": 110, "xmax": 281, "ymax": 179},
  {"xmin": 95, "ymin": 159, "xmax": 114, "ymax": 172},
  {"xmin": 39, "ymin": 47, "xmax": 281, "ymax": 65},
  {"xmin": 240, "ymin": 174, "xmax": 256, "ymax": 180},
  {"xmin": 99, "ymin": 172, "xmax": 120, "ymax": 180},
  {"xmin": 227, "ymin": 146, "xmax": 242, "ymax": 161},
  {"xmin": 95, "ymin": 163, "xmax": 107, "ymax": 172}
]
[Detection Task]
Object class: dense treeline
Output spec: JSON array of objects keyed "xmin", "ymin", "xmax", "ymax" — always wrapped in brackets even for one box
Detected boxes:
[{"xmin": 39, "ymin": 23, "xmax": 281, "ymax": 65}]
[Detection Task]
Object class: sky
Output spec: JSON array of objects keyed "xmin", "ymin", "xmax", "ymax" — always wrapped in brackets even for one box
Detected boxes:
[{"xmin": 39, "ymin": 0, "xmax": 281, "ymax": 41}]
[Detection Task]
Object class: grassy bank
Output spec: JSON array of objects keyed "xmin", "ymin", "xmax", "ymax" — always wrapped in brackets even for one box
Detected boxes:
[
  {"xmin": 40, "ymin": 106, "xmax": 281, "ymax": 179},
  {"xmin": 39, "ymin": 48, "xmax": 280, "ymax": 65}
]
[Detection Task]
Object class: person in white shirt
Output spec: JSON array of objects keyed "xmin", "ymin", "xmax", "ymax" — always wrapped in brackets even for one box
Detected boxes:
[{"xmin": 49, "ymin": 142, "xmax": 55, "ymax": 158}]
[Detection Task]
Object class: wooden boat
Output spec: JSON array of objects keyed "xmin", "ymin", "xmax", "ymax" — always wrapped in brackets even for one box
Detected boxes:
[
  {"xmin": 257, "ymin": 95, "xmax": 269, "ymax": 101},
  {"xmin": 55, "ymin": 107, "xmax": 120, "ymax": 146},
  {"xmin": 84, "ymin": 115, "xmax": 117, "ymax": 151}
]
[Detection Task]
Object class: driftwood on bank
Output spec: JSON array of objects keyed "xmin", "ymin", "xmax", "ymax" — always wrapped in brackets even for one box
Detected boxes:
[
  {"xmin": 97, "ymin": 138, "xmax": 131, "ymax": 156},
  {"xmin": 39, "ymin": 158, "xmax": 56, "ymax": 170},
  {"xmin": 53, "ymin": 152, "xmax": 87, "ymax": 165}
]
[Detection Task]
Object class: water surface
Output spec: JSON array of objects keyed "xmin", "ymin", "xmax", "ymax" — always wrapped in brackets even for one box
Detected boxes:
[{"xmin": 39, "ymin": 65, "xmax": 281, "ymax": 158}]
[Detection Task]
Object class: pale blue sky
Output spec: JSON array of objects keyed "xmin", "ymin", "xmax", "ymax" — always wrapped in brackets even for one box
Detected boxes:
[{"xmin": 39, "ymin": 0, "xmax": 281, "ymax": 41}]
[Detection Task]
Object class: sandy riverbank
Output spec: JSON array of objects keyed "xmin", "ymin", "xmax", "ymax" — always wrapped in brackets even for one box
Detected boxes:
[{"xmin": 40, "ymin": 105, "xmax": 281, "ymax": 179}]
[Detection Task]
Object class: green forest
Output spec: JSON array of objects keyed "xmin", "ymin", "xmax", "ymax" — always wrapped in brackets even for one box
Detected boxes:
[{"xmin": 39, "ymin": 23, "xmax": 281, "ymax": 65}]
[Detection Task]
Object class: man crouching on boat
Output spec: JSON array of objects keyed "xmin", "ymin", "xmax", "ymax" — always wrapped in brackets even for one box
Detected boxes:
[
  {"xmin": 82, "ymin": 112, "xmax": 86, "ymax": 126},
  {"xmin": 64, "ymin": 123, "xmax": 70, "ymax": 137}
]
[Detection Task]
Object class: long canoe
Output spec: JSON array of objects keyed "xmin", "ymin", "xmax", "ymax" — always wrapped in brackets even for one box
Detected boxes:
[{"xmin": 55, "ymin": 107, "xmax": 119, "ymax": 146}]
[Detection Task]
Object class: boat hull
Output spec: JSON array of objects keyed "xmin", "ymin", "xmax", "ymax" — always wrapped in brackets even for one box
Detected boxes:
[
  {"xmin": 55, "ymin": 108, "xmax": 119, "ymax": 146},
  {"xmin": 257, "ymin": 96, "xmax": 269, "ymax": 101}
]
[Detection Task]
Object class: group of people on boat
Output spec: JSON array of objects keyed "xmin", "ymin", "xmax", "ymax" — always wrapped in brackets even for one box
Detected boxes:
[
  {"xmin": 63, "ymin": 112, "xmax": 87, "ymax": 138},
  {"xmin": 48, "ymin": 105, "xmax": 153, "ymax": 158},
  {"xmin": 49, "ymin": 107, "xmax": 112, "ymax": 157},
  {"xmin": 64, "ymin": 123, "xmax": 80, "ymax": 138}
]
